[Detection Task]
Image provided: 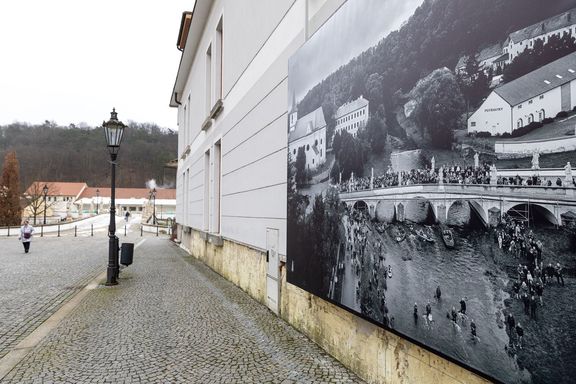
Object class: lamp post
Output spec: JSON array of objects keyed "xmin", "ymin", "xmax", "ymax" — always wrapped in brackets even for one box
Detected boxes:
[
  {"xmin": 96, "ymin": 188, "xmax": 100, "ymax": 215},
  {"xmin": 42, "ymin": 184, "xmax": 48, "ymax": 225},
  {"xmin": 150, "ymin": 187, "xmax": 157, "ymax": 225},
  {"xmin": 103, "ymin": 108, "xmax": 126, "ymax": 286}
]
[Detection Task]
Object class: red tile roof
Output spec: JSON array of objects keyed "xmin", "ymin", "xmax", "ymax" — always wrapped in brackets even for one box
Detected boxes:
[
  {"xmin": 26, "ymin": 182, "xmax": 87, "ymax": 197},
  {"xmin": 79, "ymin": 187, "xmax": 176, "ymax": 200}
]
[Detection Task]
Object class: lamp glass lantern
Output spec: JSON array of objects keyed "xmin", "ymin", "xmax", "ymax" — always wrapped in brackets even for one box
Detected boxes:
[{"xmin": 103, "ymin": 108, "xmax": 126, "ymax": 155}]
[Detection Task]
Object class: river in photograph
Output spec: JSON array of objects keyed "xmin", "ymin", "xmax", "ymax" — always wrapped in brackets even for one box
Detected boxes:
[{"xmin": 338, "ymin": 218, "xmax": 532, "ymax": 383}]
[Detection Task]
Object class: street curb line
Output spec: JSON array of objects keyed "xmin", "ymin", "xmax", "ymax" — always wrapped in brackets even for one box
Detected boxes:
[{"xmin": 0, "ymin": 238, "xmax": 147, "ymax": 380}]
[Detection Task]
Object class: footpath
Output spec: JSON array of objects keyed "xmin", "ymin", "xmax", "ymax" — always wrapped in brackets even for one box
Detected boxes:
[{"xmin": 0, "ymin": 237, "xmax": 363, "ymax": 384}]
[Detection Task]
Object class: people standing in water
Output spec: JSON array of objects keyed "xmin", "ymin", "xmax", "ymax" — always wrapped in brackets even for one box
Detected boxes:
[{"xmin": 19, "ymin": 220, "xmax": 34, "ymax": 253}]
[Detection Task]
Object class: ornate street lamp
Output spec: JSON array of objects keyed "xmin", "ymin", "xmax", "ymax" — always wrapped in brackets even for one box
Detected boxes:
[
  {"xmin": 102, "ymin": 108, "xmax": 126, "ymax": 286},
  {"xmin": 42, "ymin": 184, "xmax": 49, "ymax": 225},
  {"xmin": 150, "ymin": 187, "xmax": 157, "ymax": 225},
  {"xmin": 96, "ymin": 188, "xmax": 100, "ymax": 215}
]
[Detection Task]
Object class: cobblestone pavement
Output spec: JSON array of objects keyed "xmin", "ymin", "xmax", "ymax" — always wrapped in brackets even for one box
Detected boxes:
[
  {"xmin": 0, "ymin": 233, "xmax": 109, "ymax": 360},
  {"xmin": 0, "ymin": 237, "xmax": 364, "ymax": 383}
]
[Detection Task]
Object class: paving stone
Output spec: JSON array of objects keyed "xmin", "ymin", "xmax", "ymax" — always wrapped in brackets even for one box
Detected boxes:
[{"xmin": 0, "ymin": 236, "xmax": 364, "ymax": 383}]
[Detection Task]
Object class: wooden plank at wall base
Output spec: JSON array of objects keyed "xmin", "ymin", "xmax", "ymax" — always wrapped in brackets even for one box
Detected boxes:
[{"xmin": 182, "ymin": 226, "xmax": 491, "ymax": 384}]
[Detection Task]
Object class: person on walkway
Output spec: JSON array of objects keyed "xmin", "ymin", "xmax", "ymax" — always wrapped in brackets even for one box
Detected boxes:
[
  {"xmin": 19, "ymin": 220, "xmax": 34, "ymax": 253},
  {"xmin": 530, "ymin": 295, "xmax": 537, "ymax": 320},
  {"xmin": 470, "ymin": 319, "xmax": 477, "ymax": 341},
  {"xmin": 459, "ymin": 298, "xmax": 467, "ymax": 315},
  {"xmin": 555, "ymin": 263, "xmax": 565, "ymax": 286},
  {"xmin": 516, "ymin": 323, "xmax": 524, "ymax": 349},
  {"xmin": 435, "ymin": 285, "xmax": 441, "ymax": 301}
]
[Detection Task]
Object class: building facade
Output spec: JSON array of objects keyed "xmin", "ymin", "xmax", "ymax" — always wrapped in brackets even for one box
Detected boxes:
[
  {"xmin": 504, "ymin": 8, "xmax": 576, "ymax": 62},
  {"xmin": 170, "ymin": 1, "xmax": 489, "ymax": 383},
  {"xmin": 288, "ymin": 106, "xmax": 326, "ymax": 170},
  {"xmin": 468, "ymin": 51, "xmax": 576, "ymax": 135},
  {"xmin": 334, "ymin": 95, "xmax": 369, "ymax": 137}
]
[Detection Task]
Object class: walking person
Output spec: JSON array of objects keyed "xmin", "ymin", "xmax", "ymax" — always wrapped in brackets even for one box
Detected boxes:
[{"xmin": 19, "ymin": 220, "xmax": 34, "ymax": 253}]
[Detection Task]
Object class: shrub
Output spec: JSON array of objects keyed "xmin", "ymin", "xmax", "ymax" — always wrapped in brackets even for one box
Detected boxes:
[
  {"xmin": 542, "ymin": 117, "xmax": 554, "ymax": 124},
  {"xmin": 510, "ymin": 121, "xmax": 543, "ymax": 137},
  {"xmin": 475, "ymin": 131, "xmax": 492, "ymax": 138},
  {"xmin": 556, "ymin": 111, "xmax": 568, "ymax": 118},
  {"xmin": 501, "ymin": 132, "xmax": 511, "ymax": 138}
]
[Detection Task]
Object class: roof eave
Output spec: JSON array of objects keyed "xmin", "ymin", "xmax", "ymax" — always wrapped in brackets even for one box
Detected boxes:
[{"xmin": 170, "ymin": 0, "xmax": 214, "ymax": 108}]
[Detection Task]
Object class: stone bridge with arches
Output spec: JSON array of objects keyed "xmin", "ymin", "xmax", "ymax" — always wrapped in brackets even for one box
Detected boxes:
[{"xmin": 339, "ymin": 184, "xmax": 576, "ymax": 227}]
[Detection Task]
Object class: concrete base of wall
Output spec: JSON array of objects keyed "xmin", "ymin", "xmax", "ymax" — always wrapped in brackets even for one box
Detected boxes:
[{"xmin": 179, "ymin": 226, "xmax": 490, "ymax": 384}]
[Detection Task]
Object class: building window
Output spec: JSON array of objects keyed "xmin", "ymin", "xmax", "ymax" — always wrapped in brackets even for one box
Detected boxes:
[
  {"xmin": 215, "ymin": 17, "xmax": 223, "ymax": 102},
  {"xmin": 471, "ymin": 122, "xmax": 476, "ymax": 127},
  {"xmin": 205, "ymin": 44, "xmax": 212, "ymax": 116},
  {"xmin": 529, "ymin": 100, "xmax": 533, "ymax": 104},
  {"xmin": 306, "ymin": 144, "xmax": 310, "ymax": 151},
  {"xmin": 213, "ymin": 140, "xmax": 222, "ymax": 234},
  {"xmin": 315, "ymin": 139, "xmax": 318, "ymax": 146},
  {"xmin": 518, "ymin": 104, "xmax": 522, "ymax": 109},
  {"xmin": 539, "ymin": 95, "xmax": 544, "ymax": 99},
  {"xmin": 293, "ymin": 149, "xmax": 296, "ymax": 155},
  {"xmin": 320, "ymin": 139, "xmax": 323, "ymax": 144},
  {"xmin": 517, "ymin": 118, "xmax": 523, "ymax": 128},
  {"xmin": 204, "ymin": 150, "xmax": 210, "ymax": 231}
]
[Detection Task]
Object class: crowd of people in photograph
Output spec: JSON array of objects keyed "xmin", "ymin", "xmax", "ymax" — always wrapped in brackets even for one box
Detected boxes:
[
  {"xmin": 336, "ymin": 162, "xmax": 576, "ymax": 193},
  {"xmin": 494, "ymin": 214, "xmax": 566, "ymax": 350},
  {"xmin": 342, "ymin": 206, "xmax": 396, "ymax": 327},
  {"xmin": 338, "ymin": 163, "xmax": 493, "ymax": 192}
]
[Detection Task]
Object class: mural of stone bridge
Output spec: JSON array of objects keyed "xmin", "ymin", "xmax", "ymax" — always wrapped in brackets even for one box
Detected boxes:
[{"xmin": 340, "ymin": 184, "xmax": 576, "ymax": 227}]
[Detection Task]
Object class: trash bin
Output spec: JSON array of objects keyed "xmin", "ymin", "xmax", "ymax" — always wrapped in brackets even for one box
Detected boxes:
[{"xmin": 120, "ymin": 242, "xmax": 134, "ymax": 266}]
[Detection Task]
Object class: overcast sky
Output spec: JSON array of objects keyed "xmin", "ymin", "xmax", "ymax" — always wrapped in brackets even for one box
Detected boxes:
[
  {"xmin": 289, "ymin": 0, "xmax": 425, "ymax": 107},
  {"xmin": 0, "ymin": 0, "xmax": 194, "ymax": 130}
]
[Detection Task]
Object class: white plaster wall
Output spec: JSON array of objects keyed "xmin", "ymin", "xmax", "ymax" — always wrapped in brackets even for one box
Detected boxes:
[
  {"xmin": 222, "ymin": 0, "xmax": 296, "ymax": 97},
  {"xmin": 495, "ymin": 136, "xmax": 576, "ymax": 154},
  {"xmin": 468, "ymin": 92, "xmax": 511, "ymax": 134},
  {"xmin": 511, "ymin": 86, "xmax": 562, "ymax": 129},
  {"xmin": 288, "ymin": 126, "xmax": 326, "ymax": 170}
]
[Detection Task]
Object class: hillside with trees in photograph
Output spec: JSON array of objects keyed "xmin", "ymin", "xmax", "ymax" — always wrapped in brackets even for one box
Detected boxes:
[
  {"xmin": 0, "ymin": 121, "xmax": 177, "ymax": 191},
  {"xmin": 296, "ymin": 0, "xmax": 576, "ymax": 158}
]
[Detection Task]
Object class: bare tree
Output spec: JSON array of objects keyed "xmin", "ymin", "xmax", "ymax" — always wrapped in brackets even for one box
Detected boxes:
[{"xmin": 22, "ymin": 182, "xmax": 58, "ymax": 225}]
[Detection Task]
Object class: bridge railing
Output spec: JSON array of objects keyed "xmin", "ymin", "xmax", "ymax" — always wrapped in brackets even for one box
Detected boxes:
[{"xmin": 339, "ymin": 183, "xmax": 576, "ymax": 199}]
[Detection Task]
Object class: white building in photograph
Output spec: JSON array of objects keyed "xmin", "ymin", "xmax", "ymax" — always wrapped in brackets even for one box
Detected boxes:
[
  {"xmin": 504, "ymin": 8, "xmax": 576, "ymax": 63},
  {"xmin": 334, "ymin": 95, "xmax": 369, "ymax": 137},
  {"xmin": 468, "ymin": 51, "xmax": 576, "ymax": 135},
  {"xmin": 288, "ymin": 106, "xmax": 326, "ymax": 170}
]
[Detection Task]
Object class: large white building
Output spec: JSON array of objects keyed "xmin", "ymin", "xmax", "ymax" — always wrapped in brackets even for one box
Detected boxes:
[
  {"xmin": 468, "ymin": 51, "xmax": 576, "ymax": 135},
  {"xmin": 504, "ymin": 8, "xmax": 576, "ymax": 63},
  {"xmin": 456, "ymin": 8, "xmax": 576, "ymax": 76},
  {"xmin": 169, "ymin": 1, "xmax": 489, "ymax": 383},
  {"xmin": 288, "ymin": 106, "xmax": 326, "ymax": 170},
  {"xmin": 334, "ymin": 95, "xmax": 369, "ymax": 137}
]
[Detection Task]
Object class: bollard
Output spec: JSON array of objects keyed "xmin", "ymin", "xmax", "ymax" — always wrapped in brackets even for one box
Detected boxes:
[
  {"xmin": 156, "ymin": 225, "xmax": 159, "ymax": 237},
  {"xmin": 91, "ymin": 224, "xmax": 93, "ymax": 237},
  {"xmin": 58, "ymin": 224, "xmax": 60, "ymax": 237},
  {"xmin": 7, "ymin": 227, "xmax": 9, "ymax": 237},
  {"xmin": 41, "ymin": 225, "xmax": 44, "ymax": 237},
  {"xmin": 140, "ymin": 225, "xmax": 143, "ymax": 237},
  {"xmin": 75, "ymin": 226, "xmax": 77, "ymax": 237},
  {"xmin": 124, "ymin": 225, "xmax": 127, "ymax": 236}
]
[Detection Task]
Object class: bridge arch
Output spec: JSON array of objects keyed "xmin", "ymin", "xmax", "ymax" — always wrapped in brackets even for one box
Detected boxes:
[
  {"xmin": 446, "ymin": 200, "xmax": 488, "ymax": 227},
  {"xmin": 403, "ymin": 197, "xmax": 434, "ymax": 223},
  {"xmin": 375, "ymin": 201, "xmax": 395, "ymax": 223},
  {"xmin": 353, "ymin": 200, "xmax": 368, "ymax": 213},
  {"xmin": 506, "ymin": 203, "xmax": 558, "ymax": 226}
]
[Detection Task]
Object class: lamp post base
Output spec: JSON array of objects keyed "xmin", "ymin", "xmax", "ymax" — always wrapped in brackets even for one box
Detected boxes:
[{"xmin": 105, "ymin": 235, "xmax": 119, "ymax": 286}]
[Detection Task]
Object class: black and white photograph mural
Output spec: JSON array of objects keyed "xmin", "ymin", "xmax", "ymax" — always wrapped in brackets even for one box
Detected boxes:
[{"xmin": 287, "ymin": 0, "xmax": 576, "ymax": 383}]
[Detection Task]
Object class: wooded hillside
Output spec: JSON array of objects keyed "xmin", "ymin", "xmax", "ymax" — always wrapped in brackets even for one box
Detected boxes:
[
  {"xmin": 297, "ymin": 0, "xmax": 576, "ymax": 131},
  {"xmin": 0, "ymin": 121, "xmax": 177, "ymax": 191}
]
